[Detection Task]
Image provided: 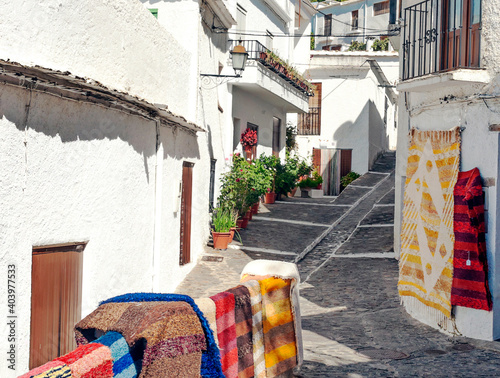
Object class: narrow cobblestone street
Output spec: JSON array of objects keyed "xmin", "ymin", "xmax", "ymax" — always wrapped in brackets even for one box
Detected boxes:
[{"xmin": 176, "ymin": 152, "xmax": 500, "ymax": 377}]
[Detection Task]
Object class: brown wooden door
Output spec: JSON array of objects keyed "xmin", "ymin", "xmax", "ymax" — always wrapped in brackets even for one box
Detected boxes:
[
  {"xmin": 442, "ymin": 0, "xmax": 481, "ymax": 69},
  {"xmin": 340, "ymin": 149, "xmax": 352, "ymax": 178},
  {"xmin": 30, "ymin": 243, "xmax": 84, "ymax": 369},
  {"xmin": 180, "ymin": 162, "xmax": 194, "ymax": 265}
]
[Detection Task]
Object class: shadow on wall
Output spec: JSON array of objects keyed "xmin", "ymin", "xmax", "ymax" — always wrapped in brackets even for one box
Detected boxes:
[
  {"xmin": 331, "ymin": 100, "xmax": 388, "ymax": 171},
  {"xmin": 0, "ymin": 85, "xmax": 201, "ymax": 182},
  {"xmin": 368, "ymin": 99, "xmax": 389, "ymax": 169}
]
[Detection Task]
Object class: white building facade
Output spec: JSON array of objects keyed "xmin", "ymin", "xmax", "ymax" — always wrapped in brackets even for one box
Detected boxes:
[
  {"xmin": 295, "ymin": 51, "xmax": 398, "ymax": 180},
  {"xmin": 314, "ymin": 0, "xmax": 395, "ymax": 52},
  {"xmin": 0, "ymin": 0, "xmax": 314, "ymax": 374},
  {"xmin": 394, "ymin": 0, "xmax": 500, "ymax": 340}
]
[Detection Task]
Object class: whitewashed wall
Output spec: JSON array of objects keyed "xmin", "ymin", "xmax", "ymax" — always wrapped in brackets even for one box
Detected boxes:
[
  {"xmin": 0, "ymin": 0, "xmax": 195, "ymax": 122},
  {"xmin": 296, "ymin": 52, "xmax": 398, "ymax": 175},
  {"xmin": 0, "ymin": 0, "xmax": 214, "ymax": 375},
  {"xmin": 394, "ymin": 0, "xmax": 500, "ymax": 340},
  {"xmin": 232, "ymin": 86, "xmax": 288, "ymax": 160}
]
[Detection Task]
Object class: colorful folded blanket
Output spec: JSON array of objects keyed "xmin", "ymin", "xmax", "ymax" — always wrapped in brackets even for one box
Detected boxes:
[
  {"xmin": 92, "ymin": 293, "xmax": 224, "ymax": 378},
  {"xmin": 55, "ymin": 343, "xmax": 113, "ymax": 377},
  {"xmin": 92, "ymin": 331, "xmax": 138, "ymax": 377},
  {"xmin": 210, "ymin": 291, "xmax": 238, "ymax": 378},
  {"xmin": 19, "ymin": 360, "xmax": 71, "ymax": 378},
  {"xmin": 241, "ymin": 280, "xmax": 266, "ymax": 378},
  {"xmin": 451, "ymin": 168, "xmax": 492, "ymax": 311},
  {"xmin": 259, "ymin": 277, "xmax": 297, "ymax": 377},
  {"xmin": 75, "ymin": 301, "xmax": 206, "ymax": 377},
  {"xmin": 194, "ymin": 298, "xmax": 219, "ymax": 347},
  {"xmin": 226, "ymin": 285, "xmax": 254, "ymax": 378},
  {"xmin": 241, "ymin": 260, "xmax": 303, "ymax": 366}
]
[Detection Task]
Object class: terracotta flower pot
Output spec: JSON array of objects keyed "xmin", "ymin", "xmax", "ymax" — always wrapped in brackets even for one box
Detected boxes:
[
  {"xmin": 264, "ymin": 192, "xmax": 276, "ymax": 204},
  {"xmin": 246, "ymin": 210, "xmax": 253, "ymax": 221},
  {"xmin": 236, "ymin": 219, "xmax": 244, "ymax": 229},
  {"xmin": 252, "ymin": 202, "xmax": 259, "ymax": 215},
  {"xmin": 288, "ymin": 187, "xmax": 298, "ymax": 198},
  {"xmin": 212, "ymin": 231, "xmax": 232, "ymax": 250},
  {"xmin": 240, "ymin": 216, "xmax": 249, "ymax": 229},
  {"xmin": 230, "ymin": 227, "xmax": 236, "ymax": 240}
]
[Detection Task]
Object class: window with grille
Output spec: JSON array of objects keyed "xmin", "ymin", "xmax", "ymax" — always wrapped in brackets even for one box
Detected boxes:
[
  {"xmin": 351, "ymin": 10, "xmax": 359, "ymax": 30},
  {"xmin": 373, "ymin": 1, "xmax": 390, "ymax": 16},
  {"xmin": 325, "ymin": 14, "xmax": 332, "ymax": 36}
]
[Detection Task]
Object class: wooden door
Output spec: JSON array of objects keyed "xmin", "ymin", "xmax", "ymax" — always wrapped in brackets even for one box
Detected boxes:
[
  {"xmin": 180, "ymin": 162, "xmax": 194, "ymax": 265},
  {"xmin": 272, "ymin": 117, "xmax": 281, "ymax": 158},
  {"xmin": 442, "ymin": 0, "xmax": 481, "ymax": 69},
  {"xmin": 30, "ymin": 243, "xmax": 84, "ymax": 369}
]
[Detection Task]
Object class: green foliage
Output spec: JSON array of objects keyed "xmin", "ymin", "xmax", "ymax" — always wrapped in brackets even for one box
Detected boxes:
[
  {"xmin": 372, "ymin": 38, "xmax": 389, "ymax": 51},
  {"xmin": 298, "ymin": 168, "xmax": 323, "ymax": 188},
  {"xmin": 347, "ymin": 41, "xmax": 367, "ymax": 51},
  {"xmin": 218, "ymin": 154, "xmax": 273, "ymax": 217},
  {"xmin": 211, "ymin": 207, "xmax": 236, "ymax": 233},
  {"xmin": 310, "ymin": 32, "xmax": 315, "ymax": 50},
  {"xmin": 340, "ymin": 171, "xmax": 361, "ymax": 187},
  {"xmin": 286, "ymin": 123, "xmax": 297, "ymax": 154}
]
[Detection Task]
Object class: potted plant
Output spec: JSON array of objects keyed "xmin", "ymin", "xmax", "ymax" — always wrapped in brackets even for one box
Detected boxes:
[
  {"xmin": 240, "ymin": 128, "xmax": 258, "ymax": 160},
  {"xmin": 298, "ymin": 171, "xmax": 323, "ymax": 198},
  {"xmin": 211, "ymin": 207, "xmax": 236, "ymax": 250}
]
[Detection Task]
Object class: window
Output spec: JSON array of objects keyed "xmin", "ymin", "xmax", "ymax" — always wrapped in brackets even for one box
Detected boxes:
[
  {"xmin": 30, "ymin": 242, "xmax": 86, "ymax": 368},
  {"xmin": 373, "ymin": 1, "xmax": 390, "ymax": 16},
  {"xmin": 247, "ymin": 123, "xmax": 259, "ymax": 156},
  {"xmin": 236, "ymin": 4, "xmax": 247, "ymax": 40},
  {"xmin": 324, "ymin": 14, "xmax": 332, "ymax": 36},
  {"xmin": 209, "ymin": 159, "xmax": 216, "ymax": 211},
  {"xmin": 149, "ymin": 8, "xmax": 158, "ymax": 18},
  {"xmin": 266, "ymin": 30, "xmax": 274, "ymax": 50},
  {"xmin": 351, "ymin": 10, "xmax": 359, "ymax": 30},
  {"xmin": 298, "ymin": 83, "xmax": 322, "ymax": 135},
  {"xmin": 272, "ymin": 117, "xmax": 281, "ymax": 158}
]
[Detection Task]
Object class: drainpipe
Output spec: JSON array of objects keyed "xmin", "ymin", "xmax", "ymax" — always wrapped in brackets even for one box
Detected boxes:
[{"xmin": 152, "ymin": 118, "xmax": 163, "ymax": 292}]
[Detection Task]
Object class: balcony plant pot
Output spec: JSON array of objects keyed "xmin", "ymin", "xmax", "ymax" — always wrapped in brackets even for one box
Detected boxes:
[
  {"xmin": 252, "ymin": 202, "xmax": 259, "ymax": 215},
  {"xmin": 244, "ymin": 145, "xmax": 253, "ymax": 161},
  {"xmin": 264, "ymin": 192, "xmax": 276, "ymax": 204},
  {"xmin": 230, "ymin": 227, "xmax": 237, "ymax": 240},
  {"xmin": 259, "ymin": 51, "xmax": 267, "ymax": 61},
  {"xmin": 212, "ymin": 231, "xmax": 232, "ymax": 250}
]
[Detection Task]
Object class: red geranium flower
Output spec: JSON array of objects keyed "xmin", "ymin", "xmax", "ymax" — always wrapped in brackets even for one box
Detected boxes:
[{"xmin": 240, "ymin": 128, "xmax": 258, "ymax": 147}]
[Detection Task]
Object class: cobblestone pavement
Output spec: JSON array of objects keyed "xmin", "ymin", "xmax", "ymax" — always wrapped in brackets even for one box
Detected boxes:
[{"xmin": 176, "ymin": 152, "xmax": 500, "ymax": 377}]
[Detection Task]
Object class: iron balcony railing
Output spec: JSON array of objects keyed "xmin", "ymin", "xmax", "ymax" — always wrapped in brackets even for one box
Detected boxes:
[
  {"xmin": 402, "ymin": 0, "xmax": 482, "ymax": 81},
  {"xmin": 228, "ymin": 40, "xmax": 313, "ymax": 96},
  {"xmin": 298, "ymin": 107, "xmax": 321, "ymax": 136}
]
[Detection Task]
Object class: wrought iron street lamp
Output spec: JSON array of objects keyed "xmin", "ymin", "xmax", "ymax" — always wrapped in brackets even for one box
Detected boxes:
[{"xmin": 200, "ymin": 43, "xmax": 248, "ymax": 78}]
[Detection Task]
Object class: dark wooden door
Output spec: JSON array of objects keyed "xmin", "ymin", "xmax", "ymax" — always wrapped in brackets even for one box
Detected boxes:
[
  {"xmin": 442, "ymin": 0, "xmax": 481, "ymax": 69},
  {"xmin": 180, "ymin": 162, "xmax": 194, "ymax": 265},
  {"xmin": 272, "ymin": 117, "xmax": 281, "ymax": 158},
  {"xmin": 30, "ymin": 243, "xmax": 84, "ymax": 369}
]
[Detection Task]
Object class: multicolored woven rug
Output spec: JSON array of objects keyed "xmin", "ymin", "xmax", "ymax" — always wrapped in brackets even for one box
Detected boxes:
[
  {"xmin": 399, "ymin": 127, "xmax": 460, "ymax": 321},
  {"xmin": 451, "ymin": 168, "xmax": 492, "ymax": 311}
]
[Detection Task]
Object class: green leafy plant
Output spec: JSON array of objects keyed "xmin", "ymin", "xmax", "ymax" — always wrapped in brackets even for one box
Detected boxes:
[
  {"xmin": 340, "ymin": 171, "xmax": 361, "ymax": 187},
  {"xmin": 310, "ymin": 32, "xmax": 315, "ymax": 50},
  {"xmin": 298, "ymin": 169, "xmax": 323, "ymax": 188},
  {"xmin": 372, "ymin": 38, "xmax": 389, "ymax": 51},
  {"xmin": 348, "ymin": 41, "xmax": 367, "ymax": 51},
  {"xmin": 286, "ymin": 122, "xmax": 297, "ymax": 153},
  {"xmin": 211, "ymin": 207, "xmax": 236, "ymax": 233}
]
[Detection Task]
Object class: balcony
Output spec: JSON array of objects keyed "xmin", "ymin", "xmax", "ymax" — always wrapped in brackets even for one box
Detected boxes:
[
  {"xmin": 402, "ymin": 0, "xmax": 482, "ymax": 82},
  {"xmin": 228, "ymin": 40, "xmax": 313, "ymax": 97}
]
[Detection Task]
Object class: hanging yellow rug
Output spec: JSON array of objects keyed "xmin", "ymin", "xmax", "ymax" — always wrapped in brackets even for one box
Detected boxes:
[{"xmin": 399, "ymin": 127, "xmax": 460, "ymax": 320}]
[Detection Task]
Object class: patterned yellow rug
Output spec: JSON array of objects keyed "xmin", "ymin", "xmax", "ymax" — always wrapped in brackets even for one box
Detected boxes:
[{"xmin": 399, "ymin": 127, "xmax": 460, "ymax": 321}]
